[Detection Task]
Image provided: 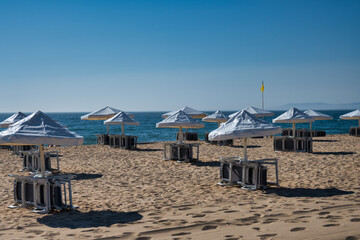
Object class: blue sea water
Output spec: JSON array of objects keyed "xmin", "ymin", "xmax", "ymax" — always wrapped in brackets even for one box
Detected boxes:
[{"xmin": 0, "ymin": 110, "xmax": 358, "ymax": 145}]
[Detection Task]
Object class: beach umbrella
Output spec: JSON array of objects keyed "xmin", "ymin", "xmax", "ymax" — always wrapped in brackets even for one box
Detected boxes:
[
  {"xmin": 202, "ymin": 110, "xmax": 229, "ymax": 127},
  {"xmin": 0, "ymin": 111, "xmax": 83, "ymax": 177},
  {"xmin": 272, "ymin": 107, "xmax": 313, "ymax": 137},
  {"xmin": 229, "ymin": 106, "xmax": 274, "ymax": 118},
  {"xmin": 104, "ymin": 111, "xmax": 139, "ymax": 135},
  {"xmin": 161, "ymin": 106, "xmax": 207, "ymax": 119},
  {"xmin": 209, "ymin": 110, "xmax": 281, "ymax": 161},
  {"xmin": 0, "ymin": 112, "xmax": 27, "ymax": 128},
  {"xmin": 340, "ymin": 109, "xmax": 360, "ymax": 126},
  {"xmin": 156, "ymin": 110, "xmax": 204, "ymax": 143},
  {"xmin": 304, "ymin": 109, "xmax": 333, "ymax": 130},
  {"xmin": 81, "ymin": 106, "xmax": 134, "ymax": 120}
]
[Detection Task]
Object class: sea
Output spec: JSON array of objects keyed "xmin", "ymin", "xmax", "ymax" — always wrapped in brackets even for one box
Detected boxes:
[{"xmin": 0, "ymin": 110, "xmax": 358, "ymax": 145}]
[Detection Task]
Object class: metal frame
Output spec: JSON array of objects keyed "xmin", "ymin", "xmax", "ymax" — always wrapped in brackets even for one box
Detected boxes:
[
  {"xmin": 9, "ymin": 174, "xmax": 75, "ymax": 214},
  {"xmin": 163, "ymin": 142, "xmax": 200, "ymax": 162},
  {"xmin": 218, "ymin": 157, "xmax": 279, "ymax": 189}
]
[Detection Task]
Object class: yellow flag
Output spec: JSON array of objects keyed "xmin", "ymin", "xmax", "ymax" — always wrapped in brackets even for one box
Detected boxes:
[{"xmin": 260, "ymin": 82, "xmax": 264, "ymax": 92}]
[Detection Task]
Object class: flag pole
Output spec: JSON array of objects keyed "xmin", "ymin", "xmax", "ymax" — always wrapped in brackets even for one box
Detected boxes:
[{"xmin": 261, "ymin": 81, "xmax": 264, "ymax": 110}]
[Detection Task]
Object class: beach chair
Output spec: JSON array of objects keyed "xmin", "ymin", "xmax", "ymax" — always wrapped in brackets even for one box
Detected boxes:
[
  {"xmin": 218, "ymin": 157, "xmax": 278, "ymax": 190},
  {"xmin": 9, "ymin": 174, "xmax": 75, "ymax": 213},
  {"xmin": 21, "ymin": 150, "xmax": 60, "ymax": 173},
  {"xmin": 163, "ymin": 142, "xmax": 200, "ymax": 162},
  {"xmin": 273, "ymin": 136, "xmax": 313, "ymax": 152},
  {"xmin": 349, "ymin": 127, "xmax": 360, "ymax": 137},
  {"xmin": 109, "ymin": 134, "xmax": 137, "ymax": 149}
]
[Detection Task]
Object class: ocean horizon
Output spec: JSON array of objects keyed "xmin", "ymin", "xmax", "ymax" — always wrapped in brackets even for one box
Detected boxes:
[{"xmin": 0, "ymin": 110, "xmax": 358, "ymax": 145}]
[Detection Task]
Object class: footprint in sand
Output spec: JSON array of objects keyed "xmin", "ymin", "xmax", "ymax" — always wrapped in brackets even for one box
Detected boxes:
[
  {"xmin": 202, "ymin": 225, "xmax": 217, "ymax": 231},
  {"xmin": 351, "ymin": 218, "xmax": 360, "ymax": 222},
  {"xmin": 323, "ymin": 224, "xmax": 340, "ymax": 227},
  {"xmin": 135, "ymin": 237, "xmax": 152, "ymax": 240},
  {"xmin": 171, "ymin": 232, "xmax": 191, "ymax": 236},
  {"xmin": 345, "ymin": 237, "xmax": 359, "ymax": 240},
  {"xmin": 257, "ymin": 233, "xmax": 277, "ymax": 240},
  {"xmin": 318, "ymin": 211, "xmax": 330, "ymax": 215},
  {"xmin": 290, "ymin": 227, "xmax": 306, "ymax": 232}
]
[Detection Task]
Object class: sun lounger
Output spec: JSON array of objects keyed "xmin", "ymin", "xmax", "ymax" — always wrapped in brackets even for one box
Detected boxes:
[
  {"xmin": 108, "ymin": 134, "xmax": 137, "ymax": 150},
  {"xmin": 274, "ymin": 136, "xmax": 313, "ymax": 152},
  {"xmin": 176, "ymin": 132, "xmax": 198, "ymax": 141},
  {"xmin": 349, "ymin": 127, "xmax": 360, "ymax": 137},
  {"xmin": 9, "ymin": 174, "xmax": 75, "ymax": 213},
  {"xmin": 163, "ymin": 142, "xmax": 200, "ymax": 162},
  {"xmin": 21, "ymin": 150, "xmax": 60, "ymax": 173},
  {"xmin": 218, "ymin": 157, "xmax": 278, "ymax": 189},
  {"xmin": 12, "ymin": 145, "xmax": 37, "ymax": 156},
  {"xmin": 282, "ymin": 128, "xmax": 326, "ymax": 137},
  {"xmin": 96, "ymin": 134, "xmax": 110, "ymax": 145}
]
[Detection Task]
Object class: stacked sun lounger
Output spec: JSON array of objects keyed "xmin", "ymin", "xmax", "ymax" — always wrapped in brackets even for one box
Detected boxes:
[
  {"xmin": 282, "ymin": 128, "xmax": 326, "ymax": 137},
  {"xmin": 163, "ymin": 142, "xmax": 200, "ymax": 162},
  {"xmin": 176, "ymin": 132, "xmax": 198, "ymax": 141},
  {"xmin": 96, "ymin": 134, "xmax": 110, "ymax": 145},
  {"xmin": 9, "ymin": 174, "xmax": 74, "ymax": 213},
  {"xmin": 273, "ymin": 136, "xmax": 313, "ymax": 152},
  {"xmin": 21, "ymin": 150, "xmax": 60, "ymax": 173},
  {"xmin": 218, "ymin": 157, "xmax": 279, "ymax": 190},
  {"xmin": 349, "ymin": 127, "xmax": 360, "ymax": 137},
  {"xmin": 109, "ymin": 134, "xmax": 137, "ymax": 149},
  {"xmin": 12, "ymin": 145, "xmax": 37, "ymax": 156}
]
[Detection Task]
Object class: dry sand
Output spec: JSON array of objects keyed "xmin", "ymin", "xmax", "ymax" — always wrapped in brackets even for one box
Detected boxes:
[{"xmin": 0, "ymin": 134, "xmax": 359, "ymax": 240}]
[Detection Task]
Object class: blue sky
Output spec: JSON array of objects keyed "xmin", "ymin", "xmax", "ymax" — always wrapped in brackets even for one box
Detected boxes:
[{"xmin": 0, "ymin": 0, "xmax": 359, "ymax": 112}]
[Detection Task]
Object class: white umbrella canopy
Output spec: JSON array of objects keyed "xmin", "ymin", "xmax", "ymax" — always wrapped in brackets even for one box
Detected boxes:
[
  {"xmin": 157, "ymin": 110, "xmax": 204, "ymax": 143},
  {"xmin": 272, "ymin": 107, "xmax": 313, "ymax": 136},
  {"xmin": 0, "ymin": 112, "xmax": 27, "ymax": 128},
  {"xmin": 209, "ymin": 110, "xmax": 281, "ymax": 161},
  {"xmin": 304, "ymin": 110, "xmax": 333, "ymax": 130},
  {"xmin": 81, "ymin": 106, "xmax": 134, "ymax": 120},
  {"xmin": 202, "ymin": 110, "xmax": 229, "ymax": 127},
  {"xmin": 104, "ymin": 111, "xmax": 139, "ymax": 135},
  {"xmin": 161, "ymin": 106, "xmax": 207, "ymax": 119},
  {"xmin": 0, "ymin": 110, "xmax": 83, "ymax": 176},
  {"xmin": 229, "ymin": 106, "xmax": 274, "ymax": 118},
  {"xmin": 340, "ymin": 109, "xmax": 360, "ymax": 126}
]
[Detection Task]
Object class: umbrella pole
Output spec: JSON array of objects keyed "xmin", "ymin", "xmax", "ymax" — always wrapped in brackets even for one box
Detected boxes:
[
  {"xmin": 40, "ymin": 144, "xmax": 45, "ymax": 177},
  {"xmin": 243, "ymin": 137, "xmax": 248, "ymax": 162},
  {"xmin": 179, "ymin": 126, "xmax": 183, "ymax": 144},
  {"xmin": 107, "ymin": 124, "xmax": 109, "ymax": 135},
  {"xmin": 218, "ymin": 122, "xmax": 220, "ymax": 128},
  {"xmin": 358, "ymin": 119, "xmax": 360, "ymax": 127},
  {"xmin": 310, "ymin": 122, "xmax": 312, "ymax": 131},
  {"xmin": 122, "ymin": 124, "xmax": 124, "ymax": 135},
  {"xmin": 292, "ymin": 122, "xmax": 296, "ymax": 137}
]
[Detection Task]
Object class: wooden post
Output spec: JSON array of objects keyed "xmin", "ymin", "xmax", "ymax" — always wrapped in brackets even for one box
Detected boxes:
[{"xmin": 40, "ymin": 144, "xmax": 45, "ymax": 177}]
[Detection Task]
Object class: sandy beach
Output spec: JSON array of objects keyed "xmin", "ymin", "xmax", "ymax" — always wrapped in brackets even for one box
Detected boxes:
[{"xmin": 0, "ymin": 134, "xmax": 359, "ymax": 239}]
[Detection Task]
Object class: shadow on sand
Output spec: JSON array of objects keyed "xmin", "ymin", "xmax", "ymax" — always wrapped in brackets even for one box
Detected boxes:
[
  {"xmin": 313, "ymin": 139, "xmax": 338, "ymax": 142},
  {"xmin": 265, "ymin": 187, "xmax": 354, "ymax": 198},
  {"xmin": 190, "ymin": 161, "xmax": 220, "ymax": 168},
  {"xmin": 232, "ymin": 145, "xmax": 262, "ymax": 149},
  {"xmin": 132, "ymin": 148, "xmax": 163, "ymax": 152},
  {"xmin": 68, "ymin": 173, "xmax": 103, "ymax": 181},
  {"xmin": 312, "ymin": 151, "xmax": 355, "ymax": 155},
  {"xmin": 38, "ymin": 210, "xmax": 143, "ymax": 229}
]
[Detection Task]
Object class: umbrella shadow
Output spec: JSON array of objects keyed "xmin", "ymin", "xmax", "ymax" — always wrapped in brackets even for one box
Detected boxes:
[
  {"xmin": 66, "ymin": 173, "xmax": 103, "ymax": 181},
  {"xmin": 313, "ymin": 139, "xmax": 338, "ymax": 142},
  {"xmin": 190, "ymin": 161, "xmax": 220, "ymax": 167},
  {"xmin": 132, "ymin": 148, "xmax": 163, "ymax": 152},
  {"xmin": 312, "ymin": 151, "xmax": 355, "ymax": 155},
  {"xmin": 265, "ymin": 187, "xmax": 354, "ymax": 198},
  {"xmin": 232, "ymin": 145, "xmax": 262, "ymax": 149},
  {"xmin": 37, "ymin": 210, "xmax": 143, "ymax": 229}
]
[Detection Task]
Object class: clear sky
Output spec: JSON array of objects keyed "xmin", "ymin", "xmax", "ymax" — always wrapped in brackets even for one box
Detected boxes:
[{"xmin": 1, "ymin": 0, "xmax": 359, "ymax": 112}]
